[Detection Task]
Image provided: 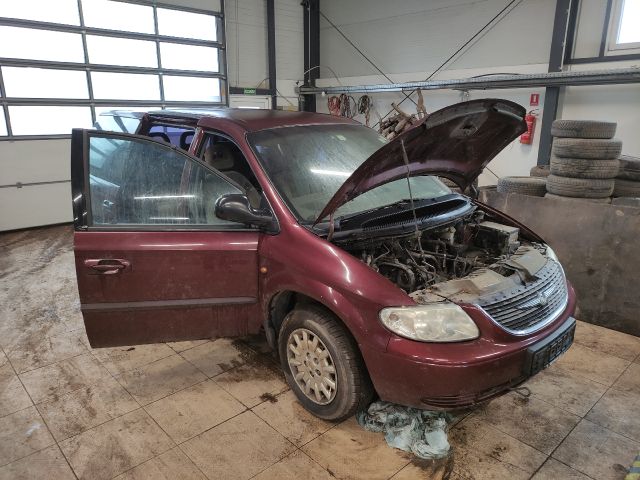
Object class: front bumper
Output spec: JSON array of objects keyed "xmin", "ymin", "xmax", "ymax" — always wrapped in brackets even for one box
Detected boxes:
[{"xmin": 361, "ymin": 283, "xmax": 577, "ymax": 409}]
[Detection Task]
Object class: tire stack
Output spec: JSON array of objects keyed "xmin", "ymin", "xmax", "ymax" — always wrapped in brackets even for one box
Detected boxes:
[
  {"xmin": 497, "ymin": 176, "xmax": 547, "ymax": 196},
  {"xmin": 545, "ymin": 120, "xmax": 620, "ymax": 203},
  {"xmin": 613, "ymin": 155, "xmax": 640, "ymax": 199}
]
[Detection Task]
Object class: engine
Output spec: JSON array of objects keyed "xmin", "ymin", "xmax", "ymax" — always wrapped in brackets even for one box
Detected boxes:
[{"xmin": 343, "ymin": 209, "xmax": 547, "ymax": 299}]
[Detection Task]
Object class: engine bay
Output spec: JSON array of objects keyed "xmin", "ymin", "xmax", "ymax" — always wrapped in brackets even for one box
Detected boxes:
[{"xmin": 339, "ymin": 208, "xmax": 551, "ymax": 305}]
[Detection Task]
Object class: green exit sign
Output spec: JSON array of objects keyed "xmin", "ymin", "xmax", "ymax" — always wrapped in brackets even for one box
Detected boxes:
[{"xmin": 243, "ymin": 88, "xmax": 257, "ymax": 95}]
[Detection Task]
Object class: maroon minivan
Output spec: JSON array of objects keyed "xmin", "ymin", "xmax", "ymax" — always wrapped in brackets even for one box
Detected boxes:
[{"xmin": 70, "ymin": 99, "xmax": 576, "ymax": 420}]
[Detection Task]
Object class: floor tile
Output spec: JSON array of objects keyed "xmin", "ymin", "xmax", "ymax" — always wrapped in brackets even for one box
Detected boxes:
[
  {"xmin": 237, "ymin": 335, "xmax": 273, "ymax": 355},
  {"xmin": 531, "ymin": 458, "xmax": 591, "ymax": 479},
  {"xmin": 180, "ymin": 339, "xmax": 248, "ymax": 377},
  {"xmin": 145, "ymin": 379, "xmax": 245, "ymax": 443},
  {"xmin": 302, "ymin": 417, "xmax": 410, "ymax": 480},
  {"xmin": 0, "ymin": 406, "xmax": 54, "ymax": 466},
  {"xmin": 181, "ymin": 410, "xmax": 295, "ymax": 480},
  {"xmin": 252, "ymin": 450, "xmax": 335, "ymax": 480},
  {"xmin": 448, "ymin": 415, "xmax": 547, "ymax": 480},
  {"xmin": 37, "ymin": 376, "xmax": 139, "ymax": 441},
  {"xmin": 7, "ymin": 331, "xmax": 88, "ymax": 374},
  {"xmin": 0, "ymin": 364, "xmax": 32, "ymax": 417},
  {"xmin": 91, "ymin": 343, "xmax": 175, "ymax": 376},
  {"xmin": 19, "ymin": 353, "xmax": 112, "ymax": 404},
  {"xmin": 166, "ymin": 340, "xmax": 209, "ymax": 353},
  {"xmin": 553, "ymin": 418, "xmax": 639, "ymax": 480},
  {"xmin": 116, "ymin": 355, "xmax": 206, "ymax": 405},
  {"xmin": 586, "ymin": 387, "xmax": 640, "ymax": 442},
  {"xmin": 552, "ymin": 343, "xmax": 630, "ymax": 386},
  {"xmin": 114, "ymin": 447, "xmax": 206, "ymax": 480},
  {"xmin": 612, "ymin": 362, "xmax": 640, "ymax": 394},
  {"xmin": 574, "ymin": 320, "xmax": 640, "ymax": 362},
  {"xmin": 390, "ymin": 459, "xmax": 457, "ymax": 480},
  {"xmin": 214, "ymin": 362, "xmax": 288, "ymax": 408},
  {"xmin": 525, "ymin": 364, "xmax": 608, "ymax": 416},
  {"xmin": 0, "ymin": 445, "xmax": 75, "ymax": 480},
  {"xmin": 59, "ymin": 409, "xmax": 174, "ymax": 480},
  {"xmin": 252, "ymin": 390, "xmax": 332, "ymax": 446},
  {"xmin": 475, "ymin": 392, "xmax": 580, "ymax": 454}
]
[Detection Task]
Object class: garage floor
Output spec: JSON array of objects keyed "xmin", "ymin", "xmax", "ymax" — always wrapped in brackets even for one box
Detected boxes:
[{"xmin": 1, "ymin": 225, "xmax": 639, "ymax": 480}]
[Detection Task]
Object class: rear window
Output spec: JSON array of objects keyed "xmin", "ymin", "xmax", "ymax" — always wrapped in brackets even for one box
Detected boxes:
[{"xmin": 148, "ymin": 124, "xmax": 195, "ymax": 150}]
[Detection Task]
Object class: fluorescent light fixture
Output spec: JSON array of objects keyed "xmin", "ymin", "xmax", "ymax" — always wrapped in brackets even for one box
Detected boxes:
[{"xmin": 310, "ymin": 168, "xmax": 351, "ymax": 177}]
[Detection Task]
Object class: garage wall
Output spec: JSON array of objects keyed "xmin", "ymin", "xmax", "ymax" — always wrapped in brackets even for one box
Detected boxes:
[
  {"xmin": 0, "ymin": 0, "xmax": 304, "ymax": 231},
  {"xmin": 319, "ymin": 0, "xmax": 556, "ymax": 77},
  {"xmin": 315, "ymin": 0, "xmax": 640, "ymax": 184}
]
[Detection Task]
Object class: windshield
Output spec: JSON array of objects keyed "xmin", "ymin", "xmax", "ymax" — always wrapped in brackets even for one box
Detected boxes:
[{"xmin": 248, "ymin": 124, "xmax": 451, "ymax": 221}]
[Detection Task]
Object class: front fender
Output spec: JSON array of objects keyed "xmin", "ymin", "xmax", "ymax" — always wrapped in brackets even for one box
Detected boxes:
[{"xmin": 258, "ymin": 225, "xmax": 413, "ymax": 352}]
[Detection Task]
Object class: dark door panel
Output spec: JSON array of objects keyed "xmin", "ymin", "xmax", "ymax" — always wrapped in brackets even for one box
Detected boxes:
[
  {"xmin": 71, "ymin": 129, "xmax": 264, "ymax": 348},
  {"xmin": 74, "ymin": 230, "xmax": 260, "ymax": 347},
  {"xmin": 82, "ymin": 304, "xmax": 260, "ymax": 348},
  {"xmin": 75, "ymin": 231, "xmax": 259, "ymax": 302}
]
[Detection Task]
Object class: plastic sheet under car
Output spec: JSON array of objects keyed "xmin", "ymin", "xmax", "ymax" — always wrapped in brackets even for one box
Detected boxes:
[{"xmin": 357, "ymin": 401, "xmax": 452, "ymax": 459}]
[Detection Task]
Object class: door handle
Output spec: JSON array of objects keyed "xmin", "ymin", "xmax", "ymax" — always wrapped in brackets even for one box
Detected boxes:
[{"xmin": 84, "ymin": 259, "xmax": 130, "ymax": 275}]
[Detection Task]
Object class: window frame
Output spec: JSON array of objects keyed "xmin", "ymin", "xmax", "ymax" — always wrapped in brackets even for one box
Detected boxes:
[
  {"xmin": 73, "ymin": 129, "xmax": 259, "ymax": 232},
  {"xmin": 606, "ymin": 0, "xmax": 640, "ymax": 54},
  {"xmin": 0, "ymin": 0, "xmax": 228, "ymax": 140}
]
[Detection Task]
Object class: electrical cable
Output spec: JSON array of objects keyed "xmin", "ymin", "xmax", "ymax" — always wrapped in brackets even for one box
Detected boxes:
[
  {"xmin": 373, "ymin": 0, "xmax": 524, "ymax": 129},
  {"xmin": 357, "ymin": 95, "xmax": 372, "ymax": 125},
  {"xmin": 328, "ymin": 95, "xmax": 341, "ymax": 115},
  {"xmin": 318, "ymin": 9, "xmax": 418, "ymax": 108}
]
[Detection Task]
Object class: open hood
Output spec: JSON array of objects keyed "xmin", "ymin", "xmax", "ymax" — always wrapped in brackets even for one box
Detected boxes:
[{"xmin": 314, "ymin": 98, "xmax": 526, "ymax": 224}]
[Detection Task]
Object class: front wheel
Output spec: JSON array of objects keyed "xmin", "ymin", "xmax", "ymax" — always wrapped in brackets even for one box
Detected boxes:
[{"xmin": 278, "ymin": 305, "xmax": 373, "ymax": 421}]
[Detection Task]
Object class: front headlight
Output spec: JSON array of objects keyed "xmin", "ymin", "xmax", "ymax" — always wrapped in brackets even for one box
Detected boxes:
[
  {"xmin": 546, "ymin": 245, "xmax": 558, "ymax": 262},
  {"xmin": 379, "ymin": 303, "xmax": 480, "ymax": 342}
]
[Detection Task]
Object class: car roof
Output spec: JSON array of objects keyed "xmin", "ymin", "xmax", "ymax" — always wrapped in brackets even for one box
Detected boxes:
[{"xmin": 100, "ymin": 107, "xmax": 358, "ymax": 133}]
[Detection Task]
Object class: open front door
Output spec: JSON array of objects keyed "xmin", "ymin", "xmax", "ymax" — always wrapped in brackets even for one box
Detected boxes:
[{"xmin": 70, "ymin": 129, "xmax": 262, "ymax": 348}]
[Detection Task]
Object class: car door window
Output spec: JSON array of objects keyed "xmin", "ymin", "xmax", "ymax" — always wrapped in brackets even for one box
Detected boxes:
[
  {"xmin": 200, "ymin": 133, "xmax": 262, "ymax": 208},
  {"xmin": 87, "ymin": 134, "xmax": 242, "ymax": 226}
]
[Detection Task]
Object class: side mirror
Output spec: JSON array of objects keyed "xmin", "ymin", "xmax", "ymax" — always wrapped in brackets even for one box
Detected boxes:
[{"xmin": 215, "ymin": 194, "xmax": 277, "ymax": 232}]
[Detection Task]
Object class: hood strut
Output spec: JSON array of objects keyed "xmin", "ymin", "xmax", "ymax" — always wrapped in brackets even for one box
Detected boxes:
[{"xmin": 401, "ymin": 139, "xmax": 425, "ymax": 257}]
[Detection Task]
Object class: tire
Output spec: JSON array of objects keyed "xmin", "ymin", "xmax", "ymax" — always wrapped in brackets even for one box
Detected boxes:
[
  {"xmin": 530, "ymin": 165, "xmax": 551, "ymax": 177},
  {"xmin": 278, "ymin": 305, "xmax": 373, "ymax": 421},
  {"xmin": 496, "ymin": 176, "xmax": 547, "ymax": 196},
  {"xmin": 545, "ymin": 193, "xmax": 611, "ymax": 204},
  {"xmin": 551, "ymin": 120, "xmax": 616, "ymax": 139},
  {"xmin": 549, "ymin": 156, "xmax": 619, "ymax": 179},
  {"xmin": 613, "ymin": 178, "xmax": 640, "ymax": 197},
  {"xmin": 546, "ymin": 174, "xmax": 614, "ymax": 198},
  {"xmin": 552, "ymin": 138, "xmax": 622, "ymax": 159},
  {"xmin": 617, "ymin": 155, "xmax": 640, "ymax": 181}
]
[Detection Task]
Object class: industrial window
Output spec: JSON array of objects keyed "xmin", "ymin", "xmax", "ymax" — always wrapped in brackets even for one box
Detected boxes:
[
  {"xmin": 0, "ymin": 0, "xmax": 226, "ymax": 139},
  {"xmin": 608, "ymin": 0, "xmax": 640, "ymax": 53}
]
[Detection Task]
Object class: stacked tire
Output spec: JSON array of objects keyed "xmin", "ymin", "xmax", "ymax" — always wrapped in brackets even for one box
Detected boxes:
[
  {"xmin": 497, "ymin": 176, "xmax": 547, "ymax": 196},
  {"xmin": 545, "ymin": 120, "xmax": 620, "ymax": 203},
  {"xmin": 613, "ymin": 155, "xmax": 640, "ymax": 199}
]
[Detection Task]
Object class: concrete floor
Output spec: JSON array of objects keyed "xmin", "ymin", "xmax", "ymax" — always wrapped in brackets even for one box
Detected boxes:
[{"xmin": 0, "ymin": 225, "xmax": 639, "ymax": 480}]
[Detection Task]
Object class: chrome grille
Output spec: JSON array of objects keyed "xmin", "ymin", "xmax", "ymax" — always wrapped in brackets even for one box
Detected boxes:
[{"xmin": 477, "ymin": 260, "xmax": 568, "ymax": 334}]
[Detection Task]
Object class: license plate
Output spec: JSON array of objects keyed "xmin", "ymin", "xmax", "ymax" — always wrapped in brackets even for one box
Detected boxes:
[{"xmin": 524, "ymin": 318, "xmax": 575, "ymax": 376}]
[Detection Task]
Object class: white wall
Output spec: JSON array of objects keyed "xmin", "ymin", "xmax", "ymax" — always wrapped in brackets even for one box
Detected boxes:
[
  {"xmin": 0, "ymin": 0, "xmax": 304, "ymax": 231},
  {"xmin": 316, "ymin": 0, "xmax": 640, "ymax": 184},
  {"xmin": 226, "ymin": 0, "xmax": 302, "ymax": 103}
]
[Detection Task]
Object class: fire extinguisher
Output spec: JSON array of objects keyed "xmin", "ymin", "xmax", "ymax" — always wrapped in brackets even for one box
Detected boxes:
[{"xmin": 520, "ymin": 110, "xmax": 538, "ymax": 144}]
